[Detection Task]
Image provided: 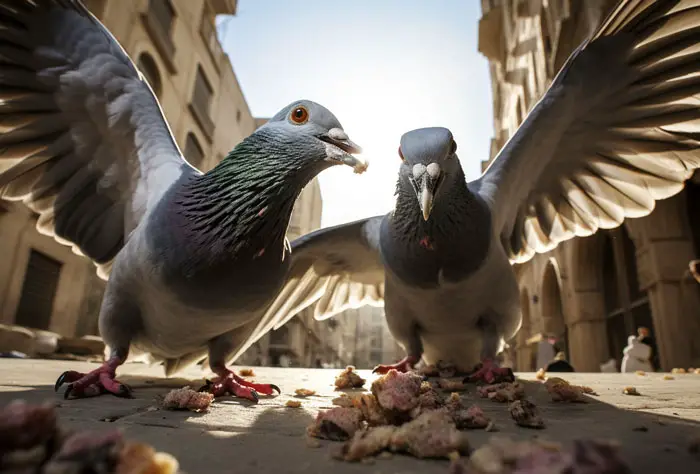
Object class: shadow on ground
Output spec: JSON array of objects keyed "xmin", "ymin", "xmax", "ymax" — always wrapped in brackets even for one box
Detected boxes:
[{"xmin": 1, "ymin": 360, "xmax": 699, "ymax": 473}]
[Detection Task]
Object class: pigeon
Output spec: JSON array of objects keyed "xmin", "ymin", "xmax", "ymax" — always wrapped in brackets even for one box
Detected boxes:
[
  {"xmin": 0, "ymin": 0, "xmax": 366, "ymax": 401},
  {"xmin": 230, "ymin": 0, "xmax": 700, "ymax": 383}
]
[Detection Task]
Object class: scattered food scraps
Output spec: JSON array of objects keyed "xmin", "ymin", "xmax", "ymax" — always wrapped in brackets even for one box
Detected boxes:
[
  {"xmin": 286, "ymin": 400, "xmax": 302, "ymax": 408},
  {"xmin": 352, "ymin": 393, "xmax": 390, "ymax": 426},
  {"xmin": 294, "ymin": 388, "xmax": 316, "ymax": 397},
  {"xmin": 0, "ymin": 400, "xmax": 179, "ymax": 474},
  {"xmin": 535, "ymin": 368, "xmax": 546, "ymax": 380},
  {"xmin": 671, "ymin": 368, "xmax": 686, "ymax": 374},
  {"xmin": 162, "ymin": 386, "xmax": 214, "ymax": 412},
  {"xmin": 332, "ymin": 393, "xmax": 355, "ymax": 408},
  {"xmin": 544, "ymin": 377, "xmax": 587, "ymax": 403},
  {"xmin": 509, "ymin": 399, "xmax": 545, "ymax": 429},
  {"xmin": 459, "ymin": 436, "xmax": 630, "ymax": 474},
  {"xmin": 663, "ymin": 375, "xmax": 675, "ymax": 380},
  {"xmin": 635, "ymin": 370, "xmax": 646, "ymax": 376},
  {"xmin": 335, "ymin": 366, "xmax": 366, "ymax": 389},
  {"xmin": 436, "ymin": 378, "xmax": 467, "ymax": 391},
  {"xmin": 389, "ymin": 410, "xmax": 471, "ymax": 459},
  {"xmin": 477, "ymin": 382, "xmax": 525, "ymax": 403},
  {"xmin": 335, "ymin": 425, "xmax": 396, "ymax": 461},
  {"xmin": 371, "ymin": 369, "xmax": 423, "ymax": 412},
  {"xmin": 306, "ymin": 407, "xmax": 363, "ymax": 441},
  {"xmin": 623, "ymin": 386, "xmax": 640, "ymax": 396},
  {"xmin": 238, "ymin": 368, "xmax": 255, "ymax": 377}
]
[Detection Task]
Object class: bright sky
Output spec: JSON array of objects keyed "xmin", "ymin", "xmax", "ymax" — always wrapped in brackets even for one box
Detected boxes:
[{"xmin": 217, "ymin": 1, "xmax": 492, "ymax": 228}]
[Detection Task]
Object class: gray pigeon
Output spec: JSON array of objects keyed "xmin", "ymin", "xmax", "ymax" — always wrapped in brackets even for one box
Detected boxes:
[
  {"xmin": 231, "ymin": 0, "xmax": 700, "ymax": 383},
  {"xmin": 0, "ymin": 1, "xmax": 366, "ymax": 401}
]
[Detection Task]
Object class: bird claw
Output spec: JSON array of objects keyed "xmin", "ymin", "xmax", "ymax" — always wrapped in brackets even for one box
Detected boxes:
[
  {"xmin": 63, "ymin": 384, "xmax": 74, "ymax": 400},
  {"xmin": 269, "ymin": 384, "xmax": 281, "ymax": 395}
]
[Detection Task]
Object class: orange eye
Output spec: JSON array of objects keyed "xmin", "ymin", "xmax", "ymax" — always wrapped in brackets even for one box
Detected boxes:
[
  {"xmin": 290, "ymin": 106, "xmax": 309, "ymax": 124},
  {"xmin": 398, "ymin": 146, "xmax": 405, "ymax": 161}
]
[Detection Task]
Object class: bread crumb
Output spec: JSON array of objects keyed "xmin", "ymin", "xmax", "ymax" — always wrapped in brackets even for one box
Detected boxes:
[
  {"xmin": 162, "ymin": 387, "xmax": 214, "ymax": 412},
  {"xmin": 535, "ymin": 368, "xmax": 546, "ymax": 380},
  {"xmin": 238, "ymin": 368, "xmax": 255, "ymax": 377},
  {"xmin": 286, "ymin": 400, "xmax": 302, "ymax": 408},
  {"xmin": 294, "ymin": 388, "xmax": 316, "ymax": 397},
  {"xmin": 623, "ymin": 386, "xmax": 640, "ymax": 396},
  {"xmin": 334, "ymin": 366, "xmax": 366, "ymax": 389},
  {"xmin": 635, "ymin": 370, "xmax": 646, "ymax": 376},
  {"xmin": 663, "ymin": 375, "xmax": 675, "ymax": 380},
  {"xmin": 671, "ymin": 368, "xmax": 686, "ymax": 374}
]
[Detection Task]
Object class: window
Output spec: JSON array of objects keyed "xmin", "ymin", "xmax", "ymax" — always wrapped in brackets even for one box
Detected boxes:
[
  {"xmin": 150, "ymin": 0, "xmax": 175, "ymax": 36},
  {"xmin": 137, "ymin": 53, "xmax": 162, "ymax": 98},
  {"xmin": 184, "ymin": 132, "xmax": 205, "ymax": 168},
  {"xmin": 14, "ymin": 250, "xmax": 63, "ymax": 331},
  {"xmin": 189, "ymin": 66, "xmax": 215, "ymax": 140},
  {"xmin": 193, "ymin": 66, "xmax": 213, "ymax": 118}
]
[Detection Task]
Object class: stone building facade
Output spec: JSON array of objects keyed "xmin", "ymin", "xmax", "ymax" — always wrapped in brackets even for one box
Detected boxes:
[
  {"xmin": 0, "ymin": 0, "xmax": 333, "ymax": 366},
  {"xmin": 478, "ymin": 0, "xmax": 700, "ymax": 372}
]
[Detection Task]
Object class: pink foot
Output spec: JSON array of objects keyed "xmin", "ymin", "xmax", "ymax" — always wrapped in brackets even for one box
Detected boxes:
[
  {"xmin": 372, "ymin": 355, "xmax": 419, "ymax": 374},
  {"xmin": 199, "ymin": 370, "xmax": 281, "ymax": 403},
  {"xmin": 54, "ymin": 357, "xmax": 130, "ymax": 399},
  {"xmin": 467, "ymin": 358, "xmax": 515, "ymax": 384}
]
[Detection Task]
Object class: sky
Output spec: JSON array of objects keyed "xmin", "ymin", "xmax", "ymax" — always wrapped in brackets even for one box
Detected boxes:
[{"xmin": 217, "ymin": 1, "xmax": 492, "ymax": 228}]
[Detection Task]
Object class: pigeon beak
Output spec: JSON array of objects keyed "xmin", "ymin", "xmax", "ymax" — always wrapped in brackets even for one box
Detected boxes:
[
  {"xmin": 414, "ymin": 163, "xmax": 441, "ymax": 221},
  {"xmin": 418, "ymin": 179, "xmax": 434, "ymax": 221},
  {"xmin": 319, "ymin": 128, "xmax": 368, "ymax": 174}
]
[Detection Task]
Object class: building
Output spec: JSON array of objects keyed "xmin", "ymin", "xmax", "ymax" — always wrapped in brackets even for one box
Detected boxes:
[
  {"xmin": 0, "ymin": 0, "xmax": 326, "ymax": 367},
  {"xmin": 478, "ymin": 0, "xmax": 700, "ymax": 372},
  {"xmin": 336, "ymin": 306, "xmax": 404, "ymax": 370}
]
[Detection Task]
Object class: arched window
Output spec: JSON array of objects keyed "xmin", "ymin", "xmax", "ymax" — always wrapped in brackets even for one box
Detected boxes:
[
  {"xmin": 184, "ymin": 132, "xmax": 205, "ymax": 168},
  {"xmin": 137, "ymin": 53, "xmax": 162, "ymax": 98}
]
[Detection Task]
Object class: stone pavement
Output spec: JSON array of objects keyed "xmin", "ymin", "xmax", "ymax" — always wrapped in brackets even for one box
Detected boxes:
[{"xmin": 1, "ymin": 359, "xmax": 699, "ymax": 473}]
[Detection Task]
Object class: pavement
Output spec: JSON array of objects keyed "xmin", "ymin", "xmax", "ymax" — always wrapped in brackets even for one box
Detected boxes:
[{"xmin": 1, "ymin": 359, "xmax": 699, "ymax": 473}]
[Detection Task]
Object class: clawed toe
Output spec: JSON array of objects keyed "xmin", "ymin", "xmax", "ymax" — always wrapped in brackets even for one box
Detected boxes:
[{"xmin": 270, "ymin": 384, "xmax": 281, "ymax": 394}]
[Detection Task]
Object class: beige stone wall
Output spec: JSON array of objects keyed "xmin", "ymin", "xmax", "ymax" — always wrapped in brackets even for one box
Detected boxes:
[{"xmin": 479, "ymin": 0, "xmax": 700, "ymax": 372}]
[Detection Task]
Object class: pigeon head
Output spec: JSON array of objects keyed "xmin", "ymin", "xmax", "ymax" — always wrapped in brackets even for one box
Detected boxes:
[
  {"xmin": 397, "ymin": 127, "xmax": 459, "ymax": 221},
  {"xmin": 258, "ymin": 100, "xmax": 367, "ymax": 174}
]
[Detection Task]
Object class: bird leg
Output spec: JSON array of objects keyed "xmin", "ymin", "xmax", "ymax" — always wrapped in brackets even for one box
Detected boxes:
[
  {"xmin": 198, "ymin": 368, "xmax": 280, "ymax": 403},
  {"xmin": 55, "ymin": 353, "xmax": 131, "ymax": 399},
  {"xmin": 467, "ymin": 317, "xmax": 514, "ymax": 384},
  {"xmin": 372, "ymin": 354, "xmax": 420, "ymax": 374}
]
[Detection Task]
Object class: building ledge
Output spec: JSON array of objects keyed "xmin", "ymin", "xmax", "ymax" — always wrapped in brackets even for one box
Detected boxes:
[
  {"xmin": 140, "ymin": 12, "xmax": 177, "ymax": 74},
  {"xmin": 208, "ymin": 0, "xmax": 237, "ymax": 15},
  {"xmin": 478, "ymin": 5, "xmax": 504, "ymax": 63}
]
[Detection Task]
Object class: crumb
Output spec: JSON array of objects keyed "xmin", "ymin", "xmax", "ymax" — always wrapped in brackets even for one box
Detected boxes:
[
  {"xmin": 371, "ymin": 369, "xmax": 423, "ymax": 412},
  {"xmin": 663, "ymin": 375, "xmax": 675, "ymax": 380},
  {"xmin": 671, "ymin": 368, "xmax": 686, "ymax": 374},
  {"xmin": 410, "ymin": 382, "xmax": 444, "ymax": 418},
  {"xmin": 286, "ymin": 400, "xmax": 302, "ymax": 408},
  {"xmin": 162, "ymin": 387, "xmax": 214, "ymax": 412},
  {"xmin": 635, "ymin": 370, "xmax": 646, "ymax": 376},
  {"xmin": 452, "ymin": 404, "xmax": 491, "ymax": 430},
  {"xmin": 544, "ymin": 378, "xmax": 587, "ymax": 403},
  {"xmin": 352, "ymin": 393, "xmax": 390, "ymax": 426},
  {"xmin": 478, "ymin": 382, "xmax": 525, "ymax": 403},
  {"xmin": 337, "ymin": 425, "xmax": 396, "ymax": 461},
  {"xmin": 535, "ymin": 368, "xmax": 546, "ymax": 380},
  {"xmin": 332, "ymin": 393, "xmax": 355, "ymax": 408},
  {"xmin": 509, "ymin": 399, "xmax": 545, "ymax": 429},
  {"xmin": 335, "ymin": 366, "xmax": 366, "ymax": 389},
  {"xmin": 436, "ymin": 378, "xmax": 467, "ymax": 391},
  {"xmin": 466, "ymin": 437, "xmax": 629, "ymax": 474},
  {"xmin": 389, "ymin": 410, "xmax": 471, "ymax": 459},
  {"xmin": 238, "ymin": 368, "xmax": 255, "ymax": 377},
  {"xmin": 294, "ymin": 388, "xmax": 316, "ymax": 397},
  {"xmin": 623, "ymin": 386, "xmax": 640, "ymax": 396},
  {"xmin": 695, "ymin": 368, "xmax": 700, "ymax": 375},
  {"xmin": 633, "ymin": 426, "xmax": 648, "ymax": 432},
  {"xmin": 306, "ymin": 407, "xmax": 363, "ymax": 441}
]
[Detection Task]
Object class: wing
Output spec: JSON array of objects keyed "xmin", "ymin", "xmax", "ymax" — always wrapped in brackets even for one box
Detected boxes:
[
  {"xmin": 0, "ymin": 1, "xmax": 188, "ymax": 279},
  {"xmin": 478, "ymin": 0, "xmax": 700, "ymax": 264},
  {"xmin": 229, "ymin": 215, "xmax": 387, "ymax": 362}
]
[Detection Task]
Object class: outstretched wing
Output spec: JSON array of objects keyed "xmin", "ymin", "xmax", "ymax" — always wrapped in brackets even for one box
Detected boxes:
[
  {"xmin": 478, "ymin": 0, "xmax": 700, "ymax": 264},
  {"xmin": 0, "ymin": 1, "xmax": 188, "ymax": 279},
  {"xmin": 230, "ymin": 216, "xmax": 386, "ymax": 362}
]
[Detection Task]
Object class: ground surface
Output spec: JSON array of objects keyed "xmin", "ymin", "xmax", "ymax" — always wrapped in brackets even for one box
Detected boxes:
[{"xmin": 1, "ymin": 359, "xmax": 699, "ymax": 473}]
